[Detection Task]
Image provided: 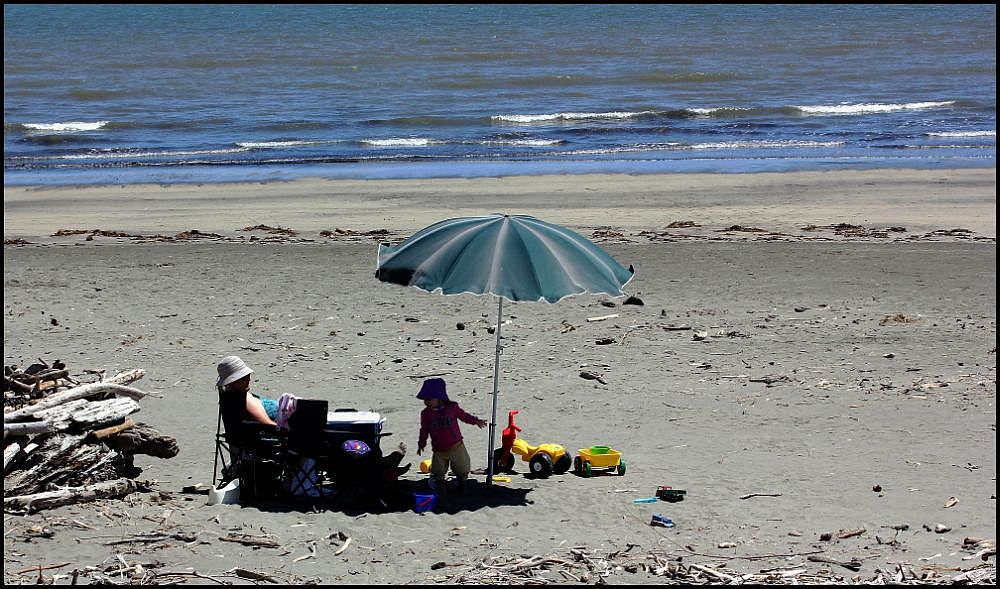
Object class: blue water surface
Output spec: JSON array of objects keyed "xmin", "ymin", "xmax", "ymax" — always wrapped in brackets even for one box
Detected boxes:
[{"xmin": 3, "ymin": 4, "xmax": 995, "ymax": 186}]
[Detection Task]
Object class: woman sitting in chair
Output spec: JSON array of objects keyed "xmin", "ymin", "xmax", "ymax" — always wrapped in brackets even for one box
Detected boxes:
[
  {"xmin": 216, "ymin": 355, "xmax": 409, "ymax": 504},
  {"xmin": 217, "ymin": 355, "xmax": 277, "ymax": 426},
  {"xmin": 215, "ymin": 355, "xmax": 286, "ymax": 500}
]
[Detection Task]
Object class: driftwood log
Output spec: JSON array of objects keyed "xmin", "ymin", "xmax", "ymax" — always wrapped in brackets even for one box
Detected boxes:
[
  {"xmin": 3, "ymin": 381, "xmax": 148, "ymax": 423},
  {"xmin": 4, "ymin": 364, "xmax": 175, "ymax": 512},
  {"xmin": 4, "ymin": 420, "xmax": 55, "ymax": 437},
  {"xmin": 6, "ymin": 434, "xmax": 100, "ymax": 497},
  {"xmin": 4, "ymin": 440, "xmax": 38, "ymax": 473},
  {"xmin": 102, "ymin": 422, "xmax": 180, "ymax": 458},
  {"xmin": 4, "ymin": 478, "xmax": 147, "ymax": 514},
  {"xmin": 3, "ymin": 395, "xmax": 142, "ymax": 436}
]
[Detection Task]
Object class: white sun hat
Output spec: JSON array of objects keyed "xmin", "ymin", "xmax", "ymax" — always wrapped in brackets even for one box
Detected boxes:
[{"xmin": 217, "ymin": 355, "xmax": 253, "ymax": 387}]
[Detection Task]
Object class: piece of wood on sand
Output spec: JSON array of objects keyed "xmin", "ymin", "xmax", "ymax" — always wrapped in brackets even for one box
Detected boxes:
[
  {"xmin": 101, "ymin": 422, "xmax": 179, "ymax": 458},
  {"xmin": 220, "ymin": 533, "xmax": 282, "ymax": 548},
  {"xmin": 3, "ymin": 381, "xmax": 149, "ymax": 423},
  {"xmin": 4, "ymin": 478, "xmax": 145, "ymax": 514}
]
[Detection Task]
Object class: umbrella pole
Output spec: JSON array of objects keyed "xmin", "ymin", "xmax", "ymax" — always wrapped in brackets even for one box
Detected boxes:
[{"xmin": 486, "ymin": 297, "xmax": 503, "ymax": 485}]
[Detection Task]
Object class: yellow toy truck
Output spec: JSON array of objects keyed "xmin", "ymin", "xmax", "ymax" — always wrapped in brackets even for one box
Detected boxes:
[{"xmin": 492, "ymin": 410, "xmax": 572, "ymax": 478}]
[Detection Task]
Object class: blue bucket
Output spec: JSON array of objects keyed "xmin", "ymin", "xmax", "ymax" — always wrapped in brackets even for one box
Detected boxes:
[{"xmin": 413, "ymin": 492, "xmax": 436, "ymax": 513}]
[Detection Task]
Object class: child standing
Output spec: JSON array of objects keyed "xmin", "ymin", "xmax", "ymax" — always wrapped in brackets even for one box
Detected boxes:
[{"xmin": 416, "ymin": 378, "xmax": 486, "ymax": 494}]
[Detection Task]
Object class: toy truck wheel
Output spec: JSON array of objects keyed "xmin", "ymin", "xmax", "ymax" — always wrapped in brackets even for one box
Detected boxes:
[
  {"xmin": 582, "ymin": 460, "xmax": 592, "ymax": 478},
  {"xmin": 492, "ymin": 449, "xmax": 515, "ymax": 474},
  {"xmin": 573, "ymin": 456, "xmax": 582, "ymax": 473},
  {"xmin": 553, "ymin": 453, "xmax": 571, "ymax": 475},
  {"xmin": 529, "ymin": 453, "xmax": 553, "ymax": 478},
  {"xmin": 617, "ymin": 461, "xmax": 626, "ymax": 476}
]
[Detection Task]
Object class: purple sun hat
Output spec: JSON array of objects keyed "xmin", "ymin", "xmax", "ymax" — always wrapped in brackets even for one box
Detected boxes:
[{"xmin": 416, "ymin": 377, "xmax": 449, "ymax": 401}]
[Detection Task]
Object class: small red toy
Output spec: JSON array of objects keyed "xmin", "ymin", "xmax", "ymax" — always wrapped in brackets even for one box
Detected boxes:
[{"xmin": 493, "ymin": 410, "xmax": 522, "ymax": 473}]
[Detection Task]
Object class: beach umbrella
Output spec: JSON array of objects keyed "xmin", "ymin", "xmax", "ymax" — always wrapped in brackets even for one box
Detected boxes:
[{"xmin": 375, "ymin": 213, "xmax": 634, "ymax": 484}]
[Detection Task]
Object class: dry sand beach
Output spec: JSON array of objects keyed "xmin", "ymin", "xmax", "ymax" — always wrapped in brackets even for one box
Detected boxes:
[{"xmin": 3, "ymin": 169, "xmax": 996, "ymax": 584}]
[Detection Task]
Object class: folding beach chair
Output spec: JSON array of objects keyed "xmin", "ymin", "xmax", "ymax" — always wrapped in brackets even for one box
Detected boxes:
[
  {"xmin": 213, "ymin": 386, "xmax": 244, "ymax": 487},
  {"xmin": 213, "ymin": 387, "xmax": 286, "ymax": 502},
  {"xmin": 281, "ymin": 399, "xmax": 331, "ymax": 497}
]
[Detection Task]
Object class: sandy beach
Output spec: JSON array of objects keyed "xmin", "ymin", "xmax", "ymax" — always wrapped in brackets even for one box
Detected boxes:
[
  {"xmin": 3, "ymin": 169, "xmax": 996, "ymax": 584},
  {"xmin": 3, "ymin": 169, "xmax": 997, "ymax": 242}
]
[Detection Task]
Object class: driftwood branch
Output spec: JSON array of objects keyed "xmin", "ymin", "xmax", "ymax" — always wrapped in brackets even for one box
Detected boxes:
[
  {"xmin": 739, "ymin": 492, "xmax": 783, "ymax": 500},
  {"xmin": 87, "ymin": 418, "xmax": 135, "ymax": 442},
  {"xmin": 3, "ymin": 421, "xmax": 54, "ymax": 436},
  {"xmin": 4, "ymin": 441, "xmax": 27, "ymax": 473},
  {"xmin": 229, "ymin": 568, "xmax": 281, "ymax": 583},
  {"xmin": 14, "ymin": 562, "xmax": 72, "ymax": 575},
  {"xmin": 807, "ymin": 554, "xmax": 863, "ymax": 571},
  {"xmin": 103, "ymin": 531, "xmax": 198, "ymax": 546},
  {"xmin": 220, "ymin": 533, "xmax": 282, "ymax": 548},
  {"xmin": 587, "ymin": 313, "xmax": 619, "ymax": 322},
  {"xmin": 4, "ymin": 478, "xmax": 145, "ymax": 513},
  {"xmin": 102, "ymin": 368, "xmax": 146, "ymax": 386},
  {"xmin": 3, "ymin": 441, "xmax": 38, "ymax": 475},
  {"xmin": 4, "ymin": 375, "xmax": 34, "ymax": 394},
  {"xmin": 688, "ymin": 562, "xmax": 738, "ymax": 583},
  {"xmin": 4, "ymin": 382, "xmax": 148, "ymax": 423}
]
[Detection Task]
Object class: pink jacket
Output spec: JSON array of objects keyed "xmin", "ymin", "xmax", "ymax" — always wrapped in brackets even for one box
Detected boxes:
[{"xmin": 419, "ymin": 401, "xmax": 479, "ymax": 453}]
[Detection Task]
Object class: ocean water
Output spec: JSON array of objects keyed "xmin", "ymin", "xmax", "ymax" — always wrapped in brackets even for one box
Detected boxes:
[{"xmin": 3, "ymin": 4, "xmax": 995, "ymax": 186}]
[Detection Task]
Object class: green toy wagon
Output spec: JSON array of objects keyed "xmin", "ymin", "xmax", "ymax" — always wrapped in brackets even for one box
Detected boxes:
[{"xmin": 574, "ymin": 445, "xmax": 625, "ymax": 477}]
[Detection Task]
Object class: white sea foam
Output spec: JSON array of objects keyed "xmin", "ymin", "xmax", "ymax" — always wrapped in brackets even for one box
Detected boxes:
[
  {"xmin": 38, "ymin": 147, "xmax": 251, "ymax": 160},
  {"xmin": 236, "ymin": 140, "xmax": 339, "ymax": 148},
  {"xmin": 482, "ymin": 138, "xmax": 564, "ymax": 146},
  {"xmin": 491, "ymin": 111, "xmax": 656, "ymax": 123},
  {"xmin": 689, "ymin": 140, "xmax": 844, "ymax": 149},
  {"xmin": 556, "ymin": 140, "xmax": 842, "ymax": 156},
  {"xmin": 795, "ymin": 101, "xmax": 955, "ymax": 115},
  {"xmin": 926, "ymin": 130, "xmax": 995, "ymax": 137},
  {"xmin": 686, "ymin": 107, "xmax": 752, "ymax": 115},
  {"xmin": 23, "ymin": 121, "xmax": 111, "ymax": 132},
  {"xmin": 362, "ymin": 138, "xmax": 433, "ymax": 147}
]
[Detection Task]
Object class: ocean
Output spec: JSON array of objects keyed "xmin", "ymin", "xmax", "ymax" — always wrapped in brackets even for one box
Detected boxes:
[{"xmin": 3, "ymin": 4, "xmax": 995, "ymax": 186}]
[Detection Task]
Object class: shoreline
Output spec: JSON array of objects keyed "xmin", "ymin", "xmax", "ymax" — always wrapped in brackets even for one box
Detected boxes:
[
  {"xmin": 4, "ymin": 158, "xmax": 994, "ymax": 189},
  {"xmin": 4, "ymin": 168, "xmax": 997, "ymax": 242}
]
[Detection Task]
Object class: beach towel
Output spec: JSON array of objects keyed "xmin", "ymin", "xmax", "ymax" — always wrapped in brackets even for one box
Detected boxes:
[{"xmin": 276, "ymin": 393, "xmax": 299, "ymax": 430}]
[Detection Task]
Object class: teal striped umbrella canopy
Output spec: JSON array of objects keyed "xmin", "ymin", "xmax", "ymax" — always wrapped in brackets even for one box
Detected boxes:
[
  {"xmin": 375, "ymin": 214, "xmax": 634, "ymax": 302},
  {"xmin": 375, "ymin": 213, "xmax": 634, "ymax": 486}
]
